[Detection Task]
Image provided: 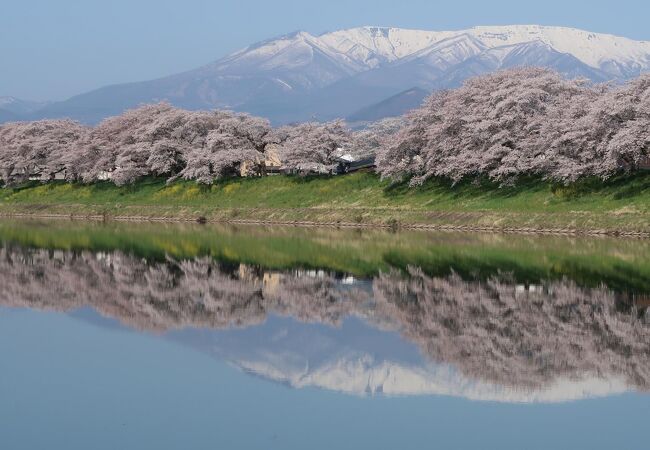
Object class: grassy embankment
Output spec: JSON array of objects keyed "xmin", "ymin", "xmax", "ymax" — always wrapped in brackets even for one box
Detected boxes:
[{"xmin": 0, "ymin": 171, "xmax": 649, "ymax": 234}]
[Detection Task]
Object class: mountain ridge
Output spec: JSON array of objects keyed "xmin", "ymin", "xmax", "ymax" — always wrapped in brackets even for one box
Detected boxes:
[{"xmin": 8, "ymin": 24, "xmax": 650, "ymax": 124}]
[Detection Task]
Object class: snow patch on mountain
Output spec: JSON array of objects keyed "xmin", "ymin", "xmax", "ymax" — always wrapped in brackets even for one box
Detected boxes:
[
  {"xmin": 318, "ymin": 27, "xmax": 455, "ymax": 67},
  {"xmin": 210, "ymin": 30, "xmax": 365, "ymax": 75},
  {"xmin": 217, "ymin": 24, "xmax": 650, "ymax": 78},
  {"xmin": 468, "ymin": 25, "xmax": 650, "ymax": 70},
  {"xmin": 400, "ymin": 33, "xmax": 488, "ymax": 69}
]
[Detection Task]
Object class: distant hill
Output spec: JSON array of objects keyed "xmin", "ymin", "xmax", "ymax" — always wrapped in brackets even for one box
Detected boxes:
[
  {"xmin": 0, "ymin": 96, "xmax": 50, "ymax": 120},
  {"xmin": 7, "ymin": 25, "xmax": 650, "ymax": 125},
  {"xmin": 347, "ymin": 87, "xmax": 429, "ymax": 123},
  {"xmin": 0, "ymin": 96, "xmax": 54, "ymax": 124}
]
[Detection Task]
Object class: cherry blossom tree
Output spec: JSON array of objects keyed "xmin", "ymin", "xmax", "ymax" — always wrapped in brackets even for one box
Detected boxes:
[
  {"xmin": 0, "ymin": 119, "xmax": 88, "ymax": 185},
  {"xmin": 276, "ymin": 120, "xmax": 352, "ymax": 173},
  {"xmin": 538, "ymin": 74, "xmax": 650, "ymax": 181},
  {"xmin": 74, "ymin": 104, "xmax": 271, "ymax": 185},
  {"xmin": 179, "ymin": 112, "xmax": 271, "ymax": 183},
  {"xmin": 352, "ymin": 117, "xmax": 405, "ymax": 158},
  {"xmin": 376, "ymin": 68, "xmax": 650, "ymax": 185},
  {"xmin": 377, "ymin": 68, "xmax": 598, "ymax": 185},
  {"xmin": 81, "ymin": 103, "xmax": 202, "ymax": 185}
]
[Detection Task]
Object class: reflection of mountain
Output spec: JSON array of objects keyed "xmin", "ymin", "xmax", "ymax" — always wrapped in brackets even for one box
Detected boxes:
[
  {"xmin": 176, "ymin": 316, "xmax": 630, "ymax": 402},
  {"xmin": 2, "ymin": 245, "xmax": 648, "ymax": 402},
  {"xmin": 236, "ymin": 356, "xmax": 629, "ymax": 402}
]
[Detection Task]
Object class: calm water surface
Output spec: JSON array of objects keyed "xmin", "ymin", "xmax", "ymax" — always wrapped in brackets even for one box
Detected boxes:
[{"xmin": 0, "ymin": 219, "xmax": 648, "ymax": 449}]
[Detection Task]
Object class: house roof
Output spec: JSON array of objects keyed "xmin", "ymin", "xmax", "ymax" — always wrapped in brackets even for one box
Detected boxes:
[{"xmin": 336, "ymin": 153, "xmax": 356, "ymax": 163}]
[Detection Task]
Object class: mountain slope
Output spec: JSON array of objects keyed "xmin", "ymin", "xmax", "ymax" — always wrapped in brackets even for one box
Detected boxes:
[
  {"xmin": 432, "ymin": 40, "xmax": 612, "ymax": 89},
  {"xmin": 18, "ymin": 25, "xmax": 650, "ymax": 125},
  {"xmin": 347, "ymin": 87, "xmax": 429, "ymax": 123}
]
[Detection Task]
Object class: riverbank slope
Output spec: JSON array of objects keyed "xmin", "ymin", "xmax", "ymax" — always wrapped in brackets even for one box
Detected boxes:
[{"xmin": 1, "ymin": 172, "xmax": 649, "ymax": 235}]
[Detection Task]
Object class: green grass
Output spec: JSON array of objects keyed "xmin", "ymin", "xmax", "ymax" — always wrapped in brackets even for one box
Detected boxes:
[{"xmin": 1, "ymin": 172, "xmax": 649, "ymax": 231}]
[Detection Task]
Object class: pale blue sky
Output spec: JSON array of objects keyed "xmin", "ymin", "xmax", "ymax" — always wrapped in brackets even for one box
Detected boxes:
[{"xmin": 2, "ymin": 0, "xmax": 649, "ymax": 101}]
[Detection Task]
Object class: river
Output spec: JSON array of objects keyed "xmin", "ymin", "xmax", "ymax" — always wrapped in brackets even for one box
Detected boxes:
[{"xmin": 0, "ymin": 219, "xmax": 648, "ymax": 449}]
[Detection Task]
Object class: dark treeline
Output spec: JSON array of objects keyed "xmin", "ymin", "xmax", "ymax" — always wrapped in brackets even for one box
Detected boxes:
[{"xmin": 0, "ymin": 68, "xmax": 648, "ymax": 187}]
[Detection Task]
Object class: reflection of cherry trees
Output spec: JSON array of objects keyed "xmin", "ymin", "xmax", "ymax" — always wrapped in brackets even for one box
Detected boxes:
[
  {"xmin": 1, "ymin": 245, "xmax": 648, "ymax": 390},
  {"xmin": 373, "ymin": 268, "xmax": 650, "ymax": 390},
  {"xmin": 265, "ymin": 275, "xmax": 365, "ymax": 325},
  {"xmin": 0, "ymin": 247, "xmax": 366, "ymax": 331},
  {"xmin": 1, "ymin": 251, "xmax": 258, "ymax": 331}
]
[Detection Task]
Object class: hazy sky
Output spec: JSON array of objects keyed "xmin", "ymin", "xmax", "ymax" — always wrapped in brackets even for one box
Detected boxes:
[{"xmin": 2, "ymin": 0, "xmax": 649, "ymax": 101}]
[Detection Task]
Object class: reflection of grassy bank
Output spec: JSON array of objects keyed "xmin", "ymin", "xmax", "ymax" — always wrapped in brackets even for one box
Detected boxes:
[
  {"xmin": 1, "ymin": 218, "xmax": 649, "ymax": 292},
  {"xmin": 1, "ymin": 172, "xmax": 650, "ymax": 233}
]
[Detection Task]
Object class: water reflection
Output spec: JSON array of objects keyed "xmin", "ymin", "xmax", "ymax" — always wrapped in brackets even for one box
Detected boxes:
[{"xmin": 2, "ymin": 243, "xmax": 648, "ymax": 403}]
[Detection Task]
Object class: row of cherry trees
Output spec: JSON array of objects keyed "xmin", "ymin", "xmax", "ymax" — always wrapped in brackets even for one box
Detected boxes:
[
  {"xmin": 377, "ymin": 67, "xmax": 650, "ymax": 185},
  {"xmin": 1, "ymin": 67, "xmax": 648, "ymax": 187},
  {"xmin": 0, "ymin": 104, "xmax": 389, "ymax": 186}
]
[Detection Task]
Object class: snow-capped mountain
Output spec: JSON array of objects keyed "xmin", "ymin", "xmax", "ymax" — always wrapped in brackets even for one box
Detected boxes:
[
  {"xmin": 17, "ymin": 25, "xmax": 650, "ymax": 125},
  {"xmin": 178, "ymin": 24, "xmax": 650, "ymax": 89},
  {"xmin": 470, "ymin": 25, "xmax": 650, "ymax": 75}
]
